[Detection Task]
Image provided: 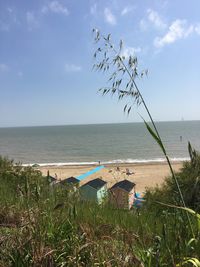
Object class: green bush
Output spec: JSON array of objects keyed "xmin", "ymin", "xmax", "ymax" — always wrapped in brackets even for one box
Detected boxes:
[{"xmin": 145, "ymin": 145, "xmax": 200, "ymax": 212}]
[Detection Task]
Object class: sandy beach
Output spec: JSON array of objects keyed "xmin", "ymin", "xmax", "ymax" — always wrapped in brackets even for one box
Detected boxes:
[{"xmin": 39, "ymin": 161, "xmax": 183, "ymax": 192}]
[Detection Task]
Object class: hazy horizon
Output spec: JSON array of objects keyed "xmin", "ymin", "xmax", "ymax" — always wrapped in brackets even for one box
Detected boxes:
[{"xmin": 0, "ymin": 119, "xmax": 199, "ymax": 129}]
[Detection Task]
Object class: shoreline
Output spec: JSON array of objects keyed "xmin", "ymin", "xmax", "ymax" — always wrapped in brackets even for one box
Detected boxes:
[
  {"xmin": 24, "ymin": 158, "xmax": 189, "ymax": 168},
  {"xmin": 38, "ymin": 161, "xmax": 183, "ymax": 192},
  {"xmin": 37, "ymin": 160, "xmax": 183, "ymax": 168}
]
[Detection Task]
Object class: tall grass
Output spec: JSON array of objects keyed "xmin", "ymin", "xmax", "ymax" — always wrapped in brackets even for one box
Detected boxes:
[
  {"xmin": 92, "ymin": 29, "xmax": 193, "ymax": 231},
  {"xmin": 0, "ymin": 157, "xmax": 199, "ymax": 266}
]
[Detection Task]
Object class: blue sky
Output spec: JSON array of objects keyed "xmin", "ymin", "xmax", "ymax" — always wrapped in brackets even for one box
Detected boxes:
[{"xmin": 0, "ymin": 0, "xmax": 200, "ymax": 127}]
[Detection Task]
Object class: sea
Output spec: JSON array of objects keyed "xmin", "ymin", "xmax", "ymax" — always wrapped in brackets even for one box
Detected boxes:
[{"xmin": 0, "ymin": 121, "xmax": 200, "ymax": 166}]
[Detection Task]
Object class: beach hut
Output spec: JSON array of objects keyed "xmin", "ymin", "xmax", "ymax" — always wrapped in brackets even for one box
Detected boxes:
[
  {"xmin": 133, "ymin": 192, "xmax": 145, "ymax": 208},
  {"xmin": 80, "ymin": 178, "xmax": 107, "ymax": 204},
  {"xmin": 55, "ymin": 177, "xmax": 80, "ymax": 192},
  {"xmin": 46, "ymin": 174, "xmax": 57, "ymax": 184},
  {"xmin": 46, "ymin": 170, "xmax": 57, "ymax": 184},
  {"xmin": 110, "ymin": 179, "xmax": 136, "ymax": 209},
  {"xmin": 60, "ymin": 176, "xmax": 80, "ymax": 186},
  {"xmin": 47, "ymin": 175, "xmax": 57, "ymax": 183}
]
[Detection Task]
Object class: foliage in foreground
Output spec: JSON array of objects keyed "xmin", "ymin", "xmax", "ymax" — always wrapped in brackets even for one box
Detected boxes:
[
  {"xmin": 0, "ymin": 156, "xmax": 199, "ymax": 266},
  {"xmin": 146, "ymin": 144, "xmax": 200, "ymax": 213}
]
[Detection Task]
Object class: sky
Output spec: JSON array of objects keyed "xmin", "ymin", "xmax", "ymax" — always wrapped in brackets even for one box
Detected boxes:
[{"xmin": 0, "ymin": 0, "xmax": 200, "ymax": 127}]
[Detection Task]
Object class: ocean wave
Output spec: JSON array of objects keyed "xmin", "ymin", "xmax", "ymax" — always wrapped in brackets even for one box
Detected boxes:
[
  {"xmin": 102, "ymin": 157, "xmax": 189, "ymax": 164},
  {"xmin": 21, "ymin": 157, "xmax": 190, "ymax": 167}
]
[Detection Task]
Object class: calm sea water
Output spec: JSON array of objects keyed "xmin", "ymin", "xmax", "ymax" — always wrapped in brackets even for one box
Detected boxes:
[{"xmin": 0, "ymin": 121, "xmax": 200, "ymax": 165}]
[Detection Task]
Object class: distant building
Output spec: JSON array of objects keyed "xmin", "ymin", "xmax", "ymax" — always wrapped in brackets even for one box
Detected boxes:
[
  {"xmin": 80, "ymin": 178, "xmax": 107, "ymax": 204},
  {"xmin": 110, "ymin": 179, "xmax": 136, "ymax": 209}
]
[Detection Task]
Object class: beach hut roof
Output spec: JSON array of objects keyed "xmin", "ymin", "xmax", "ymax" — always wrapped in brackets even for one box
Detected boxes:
[
  {"xmin": 111, "ymin": 179, "xmax": 135, "ymax": 192},
  {"xmin": 47, "ymin": 175, "xmax": 57, "ymax": 182},
  {"xmin": 61, "ymin": 176, "xmax": 79, "ymax": 184},
  {"xmin": 82, "ymin": 178, "xmax": 107, "ymax": 190}
]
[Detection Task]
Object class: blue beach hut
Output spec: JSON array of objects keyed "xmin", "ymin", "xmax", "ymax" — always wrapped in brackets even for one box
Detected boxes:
[
  {"xmin": 80, "ymin": 178, "xmax": 107, "ymax": 204},
  {"xmin": 133, "ymin": 192, "xmax": 144, "ymax": 208}
]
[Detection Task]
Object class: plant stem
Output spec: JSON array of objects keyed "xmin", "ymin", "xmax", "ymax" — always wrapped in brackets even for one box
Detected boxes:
[{"xmin": 103, "ymin": 37, "xmax": 194, "ymax": 237}]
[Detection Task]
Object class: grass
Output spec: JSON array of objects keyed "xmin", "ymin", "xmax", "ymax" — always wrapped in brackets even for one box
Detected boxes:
[{"xmin": 0, "ymin": 159, "xmax": 200, "ymax": 266}]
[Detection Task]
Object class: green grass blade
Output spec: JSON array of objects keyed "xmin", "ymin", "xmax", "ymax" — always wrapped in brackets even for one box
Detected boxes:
[
  {"xmin": 143, "ymin": 119, "xmax": 166, "ymax": 154},
  {"xmin": 176, "ymin": 258, "xmax": 200, "ymax": 267},
  {"xmin": 156, "ymin": 201, "xmax": 200, "ymax": 229}
]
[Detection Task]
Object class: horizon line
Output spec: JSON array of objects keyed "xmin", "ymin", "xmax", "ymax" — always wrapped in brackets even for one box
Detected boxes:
[{"xmin": 0, "ymin": 119, "xmax": 199, "ymax": 129}]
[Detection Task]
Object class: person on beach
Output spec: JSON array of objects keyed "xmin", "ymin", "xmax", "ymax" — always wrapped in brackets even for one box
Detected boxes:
[{"xmin": 126, "ymin": 168, "xmax": 135, "ymax": 175}]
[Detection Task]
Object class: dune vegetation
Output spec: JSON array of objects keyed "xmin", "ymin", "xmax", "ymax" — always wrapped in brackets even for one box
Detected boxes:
[{"xmin": 0, "ymin": 154, "xmax": 199, "ymax": 266}]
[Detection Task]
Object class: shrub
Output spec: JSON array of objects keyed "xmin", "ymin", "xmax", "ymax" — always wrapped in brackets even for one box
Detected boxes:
[{"xmin": 146, "ymin": 144, "xmax": 200, "ymax": 212}]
